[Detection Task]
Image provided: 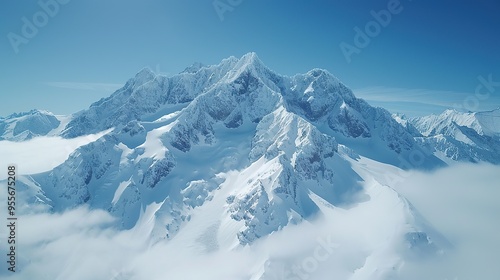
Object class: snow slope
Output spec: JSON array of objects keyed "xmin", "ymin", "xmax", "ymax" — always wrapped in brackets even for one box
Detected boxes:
[
  {"xmin": 410, "ymin": 109, "xmax": 500, "ymax": 163},
  {"xmin": 0, "ymin": 109, "xmax": 69, "ymax": 141}
]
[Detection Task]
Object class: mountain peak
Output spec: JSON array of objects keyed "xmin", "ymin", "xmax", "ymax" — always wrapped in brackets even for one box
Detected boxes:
[
  {"xmin": 307, "ymin": 68, "xmax": 332, "ymax": 78},
  {"xmin": 0, "ymin": 109, "xmax": 61, "ymax": 141},
  {"xmin": 233, "ymin": 52, "xmax": 267, "ymax": 73},
  {"xmin": 5, "ymin": 109, "xmax": 54, "ymax": 119},
  {"xmin": 134, "ymin": 67, "xmax": 156, "ymax": 82},
  {"xmin": 411, "ymin": 108, "xmax": 500, "ymax": 163},
  {"xmin": 442, "ymin": 108, "xmax": 464, "ymax": 115},
  {"xmin": 240, "ymin": 52, "xmax": 260, "ymax": 62},
  {"xmin": 220, "ymin": 52, "xmax": 278, "ymax": 89}
]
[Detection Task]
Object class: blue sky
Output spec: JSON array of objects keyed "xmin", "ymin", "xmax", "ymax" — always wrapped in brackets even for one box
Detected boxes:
[{"xmin": 1, "ymin": 0, "xmax": 499, "ymax": 117}]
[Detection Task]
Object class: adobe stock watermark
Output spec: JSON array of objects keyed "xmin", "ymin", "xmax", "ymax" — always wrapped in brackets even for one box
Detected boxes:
[
  {"xmin": 285, "ymin": 235, "xmax": 339, "ymax": 280},
  {"xmin": 452, "ymin": 74, "xmax": 500, "ymax": 112},
  {"xmin": 340, "ymin": 0, "xmax": 411, "ymax": 63},
  {"xmin": 380, "ymin": 146, "xmax": 432, "ymax": 188},
  {"xmin": 7, "ymin": 0, "xmax": 70, "ymax": 54},
  {"xmin": 213, "ymin": 0, "xmax": 245, "ymax": 21},
  {"xmin": 109, "ymin": 268, "xmax": 134, "ymax": 280}
]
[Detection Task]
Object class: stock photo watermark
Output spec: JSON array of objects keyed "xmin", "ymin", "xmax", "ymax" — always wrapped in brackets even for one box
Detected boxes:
[
  {"xmin": 6, "ymin": 165, "xmax": 18, "ymax": 273},
  {"xmin": 213, "ymin": 0, "xmax": 245, "ymax": 21},
  {"xmin": 453, "ymin": 74, "xmax": 500, "ymax": 112},
  {"xmin": 383, "ymin": 144, "xmax": 434, "ymax": 187},
  {"xmin": 340, "ymin": 0, "xmax": 411, "ymax": 63},
  {"xmin": 286, "ymin": 235, "xmax": 339, "ymax": 280},
  {"xmin": 7, "ymin": 0, "xmax": 70, "ymax": 54}
]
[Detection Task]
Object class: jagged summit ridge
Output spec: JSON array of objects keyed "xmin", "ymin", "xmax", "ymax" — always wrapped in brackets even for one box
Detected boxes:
[
  {"xmin": 58, "ymin": 53, "xmax": 439, "ymax": 168},
  {"xmin": 412, "ymin": 108, "xmax": 500, "ymax": 138}
]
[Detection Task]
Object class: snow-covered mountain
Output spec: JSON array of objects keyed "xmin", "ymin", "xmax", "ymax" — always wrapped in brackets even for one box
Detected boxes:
[
  {"xmin": 409, "ymin": 109, "xmax": 500, "ymax": 164},
  {"xmin": 6, "ymin": 53, "xmax": 487, "ymax": 279},
  {"xmin": 0, "ymin": 109, "xmax": 68, "ymax": 141},
  {"xmin": 24, "ymin": 53, "xmax": 447, "ymax": 239},
  {"xmin": 59, "ymin": 53, "xmax": 442, "ymax": 168}
]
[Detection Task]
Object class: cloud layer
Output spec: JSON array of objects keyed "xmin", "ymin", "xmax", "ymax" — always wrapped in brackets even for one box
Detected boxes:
[
  {"xmin": 1, "ymin": 163, "xmax": 498, "ymax": 279},
  {"xmin": 0, "ymin": 131, "xmax": 109, "ymax": 180},
  {"xmin": 395, "ymin": 163, "xmax": 500, "ymax": 279}
]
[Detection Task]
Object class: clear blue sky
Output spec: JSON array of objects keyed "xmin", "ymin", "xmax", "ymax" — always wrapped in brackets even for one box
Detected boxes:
[{"xmin": 1, "ymin": 0, "xmax": 499, "ymax": 117}]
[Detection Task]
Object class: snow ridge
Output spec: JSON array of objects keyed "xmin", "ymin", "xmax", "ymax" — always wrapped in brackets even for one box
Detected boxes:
[
  {"xmin": 411, "ymin": 109, "xmax": 500, "ymax": 163},
  {"xmin": 0, "ymin": 109, "xmax": 62, "ymax": 141}
]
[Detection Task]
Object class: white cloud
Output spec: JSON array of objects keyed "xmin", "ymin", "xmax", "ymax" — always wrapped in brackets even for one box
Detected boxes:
[
  {"xmin": 354, "ymin": 86, "xmax": 465, "ymax": 104},
  {"xmin": 394, "ymin": 163, "xmax": 500, "ymax": 279},
  {"xmin": 1, "ymin": 163, "xmax": 498, "ymax": 279},
  {"xmin": 0, "ymin": 131, "xmax": 110, "ymax": 180}
]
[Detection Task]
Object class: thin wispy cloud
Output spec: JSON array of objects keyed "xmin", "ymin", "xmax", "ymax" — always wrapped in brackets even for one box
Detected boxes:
[
  {"xmin": 353, "ymin": 86, "xmax": 500, "ymax": 117},
  {"xmin": 46, "ymin": 82, "xmax": 123, "ymax": 92},
  {"xmin": 354, "ymin": 86, "xmax": 468, "ymax": 107}
]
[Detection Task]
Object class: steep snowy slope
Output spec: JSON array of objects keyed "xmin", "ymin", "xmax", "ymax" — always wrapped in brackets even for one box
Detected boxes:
[
  {"xmin": 282, "ymin": 69, "xmax": 443, "ymax": 168},
  {"xmin": 0, "ymin": 109, "xmax": 68, "ymax": 141},
  {"xmin": 9, "ymin": 142, "xmax": 449, "ymax": 280},
  {"xmin": 410, "ymin": 109, "xmax": 500, "ymax": 163},
  {"xmin": 61, "ymin": 56, "xmax": 240, "ymax": 138},
  {"xmin": 412, "ymin": 109, "xmax": 500, "ymax": 138},
  {"xmin": 392, "ymin": 113, "xmax": 423, "ymax": 137}
]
